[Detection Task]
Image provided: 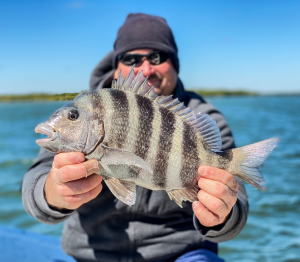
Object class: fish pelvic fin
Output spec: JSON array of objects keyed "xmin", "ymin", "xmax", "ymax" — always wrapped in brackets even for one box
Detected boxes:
[
  {"xmin": 167, "ymin": 184, "xmax": 199, "ymax": 208},
  {"xmin": 222, "ymin": 138, "xmax": 279, "ymax": 190}
]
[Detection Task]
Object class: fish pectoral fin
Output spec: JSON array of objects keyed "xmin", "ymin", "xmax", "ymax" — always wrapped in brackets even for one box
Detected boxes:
[
  {"xmin": 167, "ymin": 185, "xmax": 199, "ymax": 208},
  {"xmin": 104, "ymin": 178, "xmax": 136, "ymax": 206},
  {"xmin": 100, "ymin": 144, "xmax": 153, "ymax": 174}
]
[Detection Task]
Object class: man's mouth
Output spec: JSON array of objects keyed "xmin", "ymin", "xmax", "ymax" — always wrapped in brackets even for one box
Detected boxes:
[
  {"xmin": 147, "ymin": 78, "xmax": 161, "ymax": 88},
  {"xmin": 35, "ymin": 123, "xmax": 58, "ymax": 145}
]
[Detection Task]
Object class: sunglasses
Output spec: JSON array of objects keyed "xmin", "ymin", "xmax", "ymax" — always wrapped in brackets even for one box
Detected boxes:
[{"xmin": 118, "ymin": 51, "xmax": 169, "ymax": 67}]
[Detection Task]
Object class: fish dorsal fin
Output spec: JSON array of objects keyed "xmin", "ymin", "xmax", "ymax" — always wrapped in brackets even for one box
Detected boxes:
[
  {"xmin": 114, "ymin": 68, "xmax": 222, "ymax": 151},
  {"xmin": 121, "ymin": 67, "xmax": 136, "ymax": 90},
  {"xmin": 116, "ymin": 70, "xmax": 125, "ymax": 89},
  {"xmin": 113, "ymin": 68, "xmax": 158, "ymax": 101},
  {"xmin": 111, "ymin": 79, "xmax": 117, "ymax": 89},
  {"xmin": 155, "ymin": 95, "xmax": 222, "ymax": 151},
  {"xmin": 130, "ymin": 70, "xmax": 146, "ymax": 93},
  {"xmin": 190, "ymin": 112, "xmax": 222, "ymax": 151}
]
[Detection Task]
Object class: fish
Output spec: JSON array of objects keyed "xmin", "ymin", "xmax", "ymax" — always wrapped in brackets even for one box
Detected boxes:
[{"xmin": 35, "ymin": 68, "xmax": 278, "ymax": 207}]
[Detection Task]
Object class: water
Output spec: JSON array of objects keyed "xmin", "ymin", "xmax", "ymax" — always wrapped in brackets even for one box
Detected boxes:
[{"xmin": 0, "ymin": 97, "xmax": 299, "ymax": 261}]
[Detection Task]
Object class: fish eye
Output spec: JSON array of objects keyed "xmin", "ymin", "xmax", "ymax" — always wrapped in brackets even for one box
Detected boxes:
[{"xmin": 68, "ymin": 110, "xmax": 79, "ymax": 121}]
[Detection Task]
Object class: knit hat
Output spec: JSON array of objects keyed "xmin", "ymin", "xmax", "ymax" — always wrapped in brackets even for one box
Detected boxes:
[{"xmin": 113, "ymin": 13, "xmax": 179, "ymax": 72}]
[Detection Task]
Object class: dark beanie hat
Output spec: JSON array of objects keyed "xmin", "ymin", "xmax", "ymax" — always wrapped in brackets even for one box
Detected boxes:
[{"xmin": 113, "ymin": 13, "xmax": 179, "ymax": 72}]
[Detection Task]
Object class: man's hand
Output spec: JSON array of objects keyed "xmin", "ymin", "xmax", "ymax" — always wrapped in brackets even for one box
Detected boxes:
[
  {"xmin": 44, "ymin": 152, "xmax": 102, "ymax": 210},
  {"xmin": 192, "ymin": 166, "xmax": 239, "ymax": 227}
]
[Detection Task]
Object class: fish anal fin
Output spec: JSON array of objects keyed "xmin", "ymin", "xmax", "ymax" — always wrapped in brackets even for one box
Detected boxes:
[
  {"xmin": 167, "ymin": 185, "xmax": 199, "ymax": 208},
  {"xmin": 104, "ymin": 178, "xmax": 136, "ymax": 206}
]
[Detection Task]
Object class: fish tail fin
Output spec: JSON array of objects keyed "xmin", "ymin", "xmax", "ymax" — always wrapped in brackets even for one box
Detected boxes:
[{"xmin": 225, "ymin": 138, "xmax": 279, "ymax": 190}]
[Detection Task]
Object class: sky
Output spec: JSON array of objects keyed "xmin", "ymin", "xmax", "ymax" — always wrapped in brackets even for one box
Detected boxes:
[{"xmin": 0, "ymin": 0, "xmax": 299, "ymax": 94}]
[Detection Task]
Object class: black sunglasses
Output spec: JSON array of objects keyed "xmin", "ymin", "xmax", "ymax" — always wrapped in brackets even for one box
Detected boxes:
[{"xmin": 118, "ymin": 51, "xmax": 169, "ymax": 67}]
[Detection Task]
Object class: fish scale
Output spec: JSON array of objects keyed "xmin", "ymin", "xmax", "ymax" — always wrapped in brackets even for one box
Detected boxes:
[{"xmin": 35, "ymin": 67, "xmax": 279, "ymax": 207}]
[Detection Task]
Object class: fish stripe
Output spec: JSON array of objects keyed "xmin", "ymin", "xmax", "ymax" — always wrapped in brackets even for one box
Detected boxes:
[
  {"xmin": 91, "ymin": 92, "xmax": 105, "ymax": 121},
  {"xmin": 122, "ymin": 92, "xmax": 139, "ymax": 153},
  {"xmin": 180, "ymin": 121, "xmax": 199, "ymax": 186},
  {"xmin": 214, "ymin": 151, "xmax": 232, "ymax": 170},
  {"xmin": 110, "ymin": 89, "xmax": 129, "ymax": 148},
  {"xmin": 200, "ymin": 140, "xmax": 214, "ymax": 167},
  {"xmin": 134, "ymin": 95, "xmax": 154, "ymax": 159},
  {"xmin": 165, "ymin": 117, "xmax": 184, "ymax": 190},
  {"xmin": 153, "ymin": 107, "xmax": 176, "ymax": 188}
]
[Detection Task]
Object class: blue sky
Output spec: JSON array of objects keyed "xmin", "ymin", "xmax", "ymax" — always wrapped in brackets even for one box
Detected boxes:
[{"xmin": 0, "ymin": 0, "xmax": 299, "ymax": 94}]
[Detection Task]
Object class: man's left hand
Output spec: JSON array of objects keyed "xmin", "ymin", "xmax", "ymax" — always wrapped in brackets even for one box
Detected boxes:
[{"xmin": 192, "ymin": 166, "xmax": 239, "ymax": 227}]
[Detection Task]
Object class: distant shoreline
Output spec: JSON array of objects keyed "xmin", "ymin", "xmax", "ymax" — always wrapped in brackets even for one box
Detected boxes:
[
  {"xmin": 0, "ymin": 90, "xmax": 299, "ymax": 101},
  {"xmin": 0, "ymin": 93, "xmax": 81, "ymax": 102}
]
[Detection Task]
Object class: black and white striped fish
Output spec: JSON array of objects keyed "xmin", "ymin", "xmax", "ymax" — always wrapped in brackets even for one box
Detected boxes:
[{"xmin": 35, "ymin": 68, "xmax": 278, "ymax": 207}]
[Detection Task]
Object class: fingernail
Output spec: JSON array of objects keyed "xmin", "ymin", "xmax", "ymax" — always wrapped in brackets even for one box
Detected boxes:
[
  {"xmin": 93, "ymin": 161, "xmax": 100, "ymax": 171},
  {"xmin": 76, "ymin": 154, "xmax": 85, "ymax": 163},
  {"xmin": 193, "ymin": 201, "xmax": 200, "ymax": 208},
  {"xmin": 87, "ymin": 161, "xmax": 100, "ymax": 174}
]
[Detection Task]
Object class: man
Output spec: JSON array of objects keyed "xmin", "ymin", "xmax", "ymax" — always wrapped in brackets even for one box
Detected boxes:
[{"xmin": 23, "ymin": 13, "xmax": 248, "ymax": 261}]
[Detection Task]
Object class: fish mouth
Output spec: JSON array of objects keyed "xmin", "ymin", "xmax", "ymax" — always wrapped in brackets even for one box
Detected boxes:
[{"xmin": 35, "ymin": 123, "xmax": 58, "ymax": 145}]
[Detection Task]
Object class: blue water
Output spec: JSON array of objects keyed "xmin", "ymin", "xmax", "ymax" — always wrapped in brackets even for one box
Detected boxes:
[{"xmin": 0, "ymin": 97, "xmax": 299, "ymax": 261}]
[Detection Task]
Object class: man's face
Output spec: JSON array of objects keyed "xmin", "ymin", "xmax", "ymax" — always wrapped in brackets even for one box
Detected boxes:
[{"xmin": 114, "ymin": 49, "xmax": 178, "ymax": 96}]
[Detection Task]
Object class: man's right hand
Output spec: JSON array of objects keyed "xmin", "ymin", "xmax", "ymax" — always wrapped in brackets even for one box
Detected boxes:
[{"xmin": 44, "ymin": 152, "xmax": 102, "ymax": 210}]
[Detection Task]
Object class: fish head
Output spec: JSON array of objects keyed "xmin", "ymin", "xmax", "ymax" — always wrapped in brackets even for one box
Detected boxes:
[{"xmin": 35, "ymin": 92, "xmax": 105, "ymax": 154}]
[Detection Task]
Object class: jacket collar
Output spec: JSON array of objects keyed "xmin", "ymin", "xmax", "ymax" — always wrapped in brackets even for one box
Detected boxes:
[{"xmin": 173, "ymin": 78, "xmax": 186, "ymax": 102}]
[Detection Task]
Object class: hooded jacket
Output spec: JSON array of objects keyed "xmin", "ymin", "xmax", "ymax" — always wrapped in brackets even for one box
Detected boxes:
[{"xmin": 22, "ymin": 51, "xmax": 248, "ymax": 262}]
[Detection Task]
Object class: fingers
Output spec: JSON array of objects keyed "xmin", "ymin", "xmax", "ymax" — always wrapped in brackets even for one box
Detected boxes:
[
  {"xmin": 45, "ymin": 172, "xmax": 103, "ymax": 210},
  {"xmin": 64, "ymin": 182, "xmax": 103, "ymax": 210},
  {"xmin": 57, "ymin": 159, "xmax": 100, "ymax": 183},
  {"xmin": 198, "ymin": 166, "xmax": 239, "ymax": 192},
  {"xmin": 198, "ymin": 178, "xmax": 238, "ymax": 208},
  {"xmin": 197, "ymin": 189, "xmax": 228, "ymax": 221},
  {"xmin": 58, "ymin": 174, "xmax": 103, "ymax": 196},
  {"xmin": 194, "ymin": 166, "xmax": 239, "ymax": 226},
  {"xmin": 53, "ymin": 152, "xmax": 85, "ymax": 169},
  {"xmin": 192, "ymin": 201, "xmax": 220, "ymax": 227},
  {"xmin": 45, "ymin": 153, "xmax": 102, "ymax": 210}
]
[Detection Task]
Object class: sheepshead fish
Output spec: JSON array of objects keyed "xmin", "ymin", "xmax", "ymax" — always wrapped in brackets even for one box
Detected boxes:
[{"xmin": 35, "ymin": 68, "xmax": 278, "ymax": 207}]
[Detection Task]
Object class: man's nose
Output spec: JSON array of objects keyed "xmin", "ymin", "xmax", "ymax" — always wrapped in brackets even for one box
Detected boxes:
[{"xmin": 138, "ymin": 60, "xmax": 155, "ymax": 77}]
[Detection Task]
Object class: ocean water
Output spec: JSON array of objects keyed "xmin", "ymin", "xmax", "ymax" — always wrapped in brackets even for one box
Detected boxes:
[{"xmin": 0, "ymin": 96, "xmax": 299, "ymax": 261}]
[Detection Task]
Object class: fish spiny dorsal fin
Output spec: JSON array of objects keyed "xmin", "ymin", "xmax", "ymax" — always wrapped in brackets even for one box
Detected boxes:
[
  {"xmin": 156, "ymin": 95, "xmax": 173, "ymax": 105},
  {"xmin": 161, "ymin": 98, "xmax": 181, "ymax": 109},
  {"xmin": 137, "ymin": 79, "xmax": 152, "ymax": 95},
  {"xmin": 130, "ymin": 71, "xmax": 146, "ymax": 93},
  {"xmin": 169, "ymin": 102, "xmax": 185, "ymax": 113},
  {"xmin": 144, "ymin": 86, "xmax": 157, "ymax": 100},
  {"xmin": 114, "ymin": 67, "xmax": 159, "ymax": 101},
  {"xmin": 116, "ymin": 70, "xmax": 124, "ymax": 89},
  {"xmin": 111, "ymin": 79, "xmax": 117, "ymax": 89},
  {"xmin": 120, "ymin": 67, "xmax": 136, "ymax": 91}
]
